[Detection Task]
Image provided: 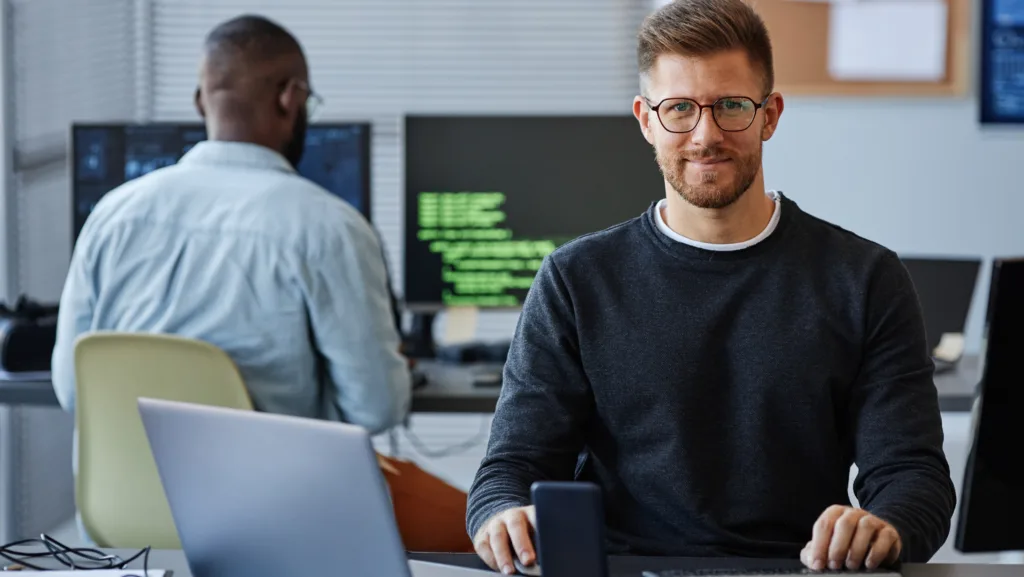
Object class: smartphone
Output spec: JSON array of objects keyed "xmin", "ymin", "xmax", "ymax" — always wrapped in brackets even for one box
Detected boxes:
[{"xmin": 530, "ymin": 481, "xmax": 609, "ymax": 577}]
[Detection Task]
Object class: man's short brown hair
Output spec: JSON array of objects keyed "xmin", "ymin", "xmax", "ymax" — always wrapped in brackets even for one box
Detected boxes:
[{"xmin": 638, "ymin": 0, "xmax": 774, "ymax": 96}]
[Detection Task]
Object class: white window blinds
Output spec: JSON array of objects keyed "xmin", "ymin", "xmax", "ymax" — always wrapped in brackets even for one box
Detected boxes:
[{"xmin": 10, "ymin": 0, "xmax": 138, "ymax": 298}]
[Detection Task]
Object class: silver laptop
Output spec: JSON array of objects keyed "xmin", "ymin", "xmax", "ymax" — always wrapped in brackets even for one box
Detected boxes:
[{"xmin": 137, "ymin": 398, "xmax": 489, "ymax": 577}]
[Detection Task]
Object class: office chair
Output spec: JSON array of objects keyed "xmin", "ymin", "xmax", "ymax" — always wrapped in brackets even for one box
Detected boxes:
[{"xmin": 74, "ymin": 332, "xmax": 253, "ymax": 549}]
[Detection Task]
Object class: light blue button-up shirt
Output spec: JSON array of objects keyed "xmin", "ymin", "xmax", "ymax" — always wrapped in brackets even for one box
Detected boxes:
[{"xmin": 52, "ymin": 141, "xmax": 411, "ymax": 434}]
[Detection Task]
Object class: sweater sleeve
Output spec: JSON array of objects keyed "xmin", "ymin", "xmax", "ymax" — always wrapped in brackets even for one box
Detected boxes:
[
  {"xmin": 850, "ymin": 251, "xmax": 957, "ymax": 562},
  {"xmin": 466, "ymin": 255, "xmax": 594, "ymax": 539}
]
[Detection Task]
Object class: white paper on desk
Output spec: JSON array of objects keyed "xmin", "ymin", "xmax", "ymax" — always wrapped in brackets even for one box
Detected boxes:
[
  {"xmin": 828, "ymin": 0, "xmax": 948, "ymax": 81},
  {"xmin": 934, "ymin": 332, "xmax": 966, "ymax": 362},
  {"xmin": 440, "ymin": 306, "xmax": 479, "ymax": 345}
]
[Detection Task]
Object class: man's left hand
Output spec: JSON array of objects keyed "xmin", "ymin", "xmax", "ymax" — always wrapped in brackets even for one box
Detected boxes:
[{"xmin": 801, "ymin": 506, "xmax": 902, "ymax": 571}]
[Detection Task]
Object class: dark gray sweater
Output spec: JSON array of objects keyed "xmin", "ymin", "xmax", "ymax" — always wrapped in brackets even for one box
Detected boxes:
[{"xmin": 467, "ymin": 195, "xmax": 955, "ymax": 562}]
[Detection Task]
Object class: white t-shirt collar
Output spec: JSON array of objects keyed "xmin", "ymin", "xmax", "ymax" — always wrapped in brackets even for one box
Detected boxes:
[{"xmin": 654, "ymin": 191, "xmax": 782, "ymax": 252}]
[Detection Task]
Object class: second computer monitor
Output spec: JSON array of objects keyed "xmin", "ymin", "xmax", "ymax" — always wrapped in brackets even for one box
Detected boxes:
[
  {"xmin": 900, "ymin": 257, "xmax": 982, "ymax": 356},
  {"xmin": 955, "ymin": 257, "xmax": 1024, "ymax": 552},
  {"xmin": 404, "ymin": 115, "xmax": 664, "ymax": 310},
  {"xmin": 71, "ymin": 122, "xmax": 371, "ymax": 242}
]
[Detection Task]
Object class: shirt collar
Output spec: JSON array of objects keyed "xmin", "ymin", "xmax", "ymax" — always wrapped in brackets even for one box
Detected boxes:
[
  {"xmin": 178, "ymin": 141, "xmax": 296, "ymax": 174},
  {"xmin": 654, "ymin": 190, "xmax": 782, "ymax": 252}
]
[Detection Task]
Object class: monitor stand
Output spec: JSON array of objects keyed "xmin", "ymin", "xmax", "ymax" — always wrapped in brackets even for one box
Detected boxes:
[{"xmin": 402, "ymin": 312, "xmax": 437, "ymax": 359}]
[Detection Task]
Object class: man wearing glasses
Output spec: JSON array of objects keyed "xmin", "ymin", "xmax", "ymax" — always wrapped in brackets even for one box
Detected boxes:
[
  {"xmin": 468, "ymin": 0, "xmax": 955, "ymax": 573},
  {"xmin": 53, "ymin": 15, "xmax": 411, "ymax": 435}
]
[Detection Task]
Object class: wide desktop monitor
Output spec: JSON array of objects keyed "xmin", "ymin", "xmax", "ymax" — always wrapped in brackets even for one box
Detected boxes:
[
  {"xmin": 955, "ymin": 257, "xmax": 1024, "ymax": 553},
  {"xmin": 71, "ymin": 122, "xmax": 371, "ymax": 241},
  {"xmin": 403, "ymin": 115, "xmax": 663, "ymax": 310}
]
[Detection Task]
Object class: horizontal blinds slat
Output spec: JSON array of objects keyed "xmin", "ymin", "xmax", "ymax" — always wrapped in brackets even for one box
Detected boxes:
[{"xmin": 12, "ymin": 0, "xmax": 137, "ymax": 150}]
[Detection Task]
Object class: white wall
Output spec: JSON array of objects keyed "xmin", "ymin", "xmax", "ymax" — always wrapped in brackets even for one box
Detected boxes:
[
  {"xmin": 764, "ymin": 97, "xmax": 1024, "ymax": 354},
  {"xmin": 770, "ymin": 98, "xmax": 1024, "ymax": 560}
]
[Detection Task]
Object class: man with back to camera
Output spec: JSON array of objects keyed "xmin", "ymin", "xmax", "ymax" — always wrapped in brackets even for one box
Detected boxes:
[
  {"xmin": 52, "ymin": 15, "xmax": 411, "ymax": 433},
  {"xmin": 53, "ymin": 16, "xmax": 482, "ymax": 552},
  {"xmin": 467, "ymin": 0, "xmax": 956, "ymax": 573}
]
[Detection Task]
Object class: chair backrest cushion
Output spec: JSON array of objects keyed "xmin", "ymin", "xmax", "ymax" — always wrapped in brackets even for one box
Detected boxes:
[{"xmin": 74, "ymin": 331, "xmax": 253, "ymax": 548}]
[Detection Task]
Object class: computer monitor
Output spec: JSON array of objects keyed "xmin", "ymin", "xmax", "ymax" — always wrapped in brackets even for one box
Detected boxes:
[
  {"xmin": 71, "ymin": 122, "xmax": 371, "ymax": 242},
  {"xmin": 954, "ymin": 257, "xmax": 1024, "ymax": 553},
  {"xmin": 403, "ymin": 115, "xmax": 663, "ymax": 310},
  {"xmin": 979, "ymin": 0, "xmax": 1024, "ymax": 124},
  {"xmin": 900, "ymin": 257, "xmax": 982, "ymax": 358}
]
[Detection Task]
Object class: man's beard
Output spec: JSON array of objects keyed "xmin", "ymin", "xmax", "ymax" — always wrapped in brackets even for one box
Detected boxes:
[
  {"xmin": 656, "ymin": 142, "xmax": 761, "ymax": 209},
  {"xmin": 283, "ymin": 107, "xmax": 308, "ymax": 169}
]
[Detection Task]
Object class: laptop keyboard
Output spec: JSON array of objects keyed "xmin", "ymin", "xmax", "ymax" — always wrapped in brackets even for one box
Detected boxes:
[{"xmin": 643, "ymin": 569, "xmax": 901, "ymax": 577}]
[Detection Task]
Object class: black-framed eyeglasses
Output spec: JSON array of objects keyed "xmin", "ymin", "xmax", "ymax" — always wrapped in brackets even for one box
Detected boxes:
[
  {"xmin": 645, "ymin": 94, "xmax": 771, "ymax": 133},
  {"xmin": 293, "ymin": 79, "xmax": 324, "ymax": 119}
]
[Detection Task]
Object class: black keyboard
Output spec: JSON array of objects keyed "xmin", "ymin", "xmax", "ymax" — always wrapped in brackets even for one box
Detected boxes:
[
  {"xmin": 644, "ymin": 569, "xmax": 900, "ymax": 577},
  {"xmin": 471, "ymin": 368, "xmax": 502, "ymax": 388}
]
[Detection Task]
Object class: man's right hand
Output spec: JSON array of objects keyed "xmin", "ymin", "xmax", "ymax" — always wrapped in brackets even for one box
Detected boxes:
[{"xmin": 473, "ymin": 506, "xmax": 537, "ymax": 574}]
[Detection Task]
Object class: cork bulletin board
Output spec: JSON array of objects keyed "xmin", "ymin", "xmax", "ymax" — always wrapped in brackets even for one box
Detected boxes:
[{"xmin": 751, "ymin": 0, "xmax": 971, "ymax": 96}]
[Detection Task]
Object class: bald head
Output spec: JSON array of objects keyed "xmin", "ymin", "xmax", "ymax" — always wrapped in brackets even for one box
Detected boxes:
[
  {"xmin": 206, "ymin": 15, "xmax": 303, "ymax": 60},
  {"xmin": 201, "ymin": 15, "xmax": 306, "ymax": 89},
  {"xmin": 196, "ymin": 15, "xmax": 311, "ymax": 166}
]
